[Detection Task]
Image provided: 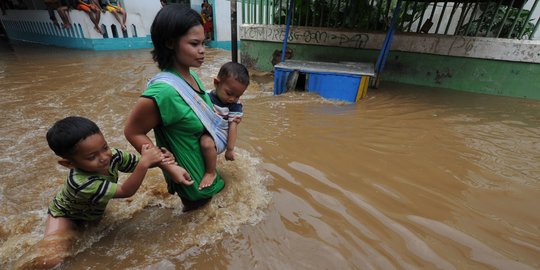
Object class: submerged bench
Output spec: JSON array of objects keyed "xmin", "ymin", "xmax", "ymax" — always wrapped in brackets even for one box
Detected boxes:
[{"xmin": 274, "ymin": 60, "xmax": 375, "ymax": 103}]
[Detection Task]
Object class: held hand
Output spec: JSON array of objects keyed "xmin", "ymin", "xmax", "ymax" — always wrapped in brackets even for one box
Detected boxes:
[
  {"xmin": 160, "ymin": 147, "xmax": 177, "ymax": 166},
  {"xmin": 225, "ymin": 149, "xmax": 235, "ymax": 161},
  {"xmin": 140, "ymin": 144, "xmax": 164, "ymax": 168},
  {"xmin": 167, "ymin": 165, "xmax": 194, "ymax": 186}
]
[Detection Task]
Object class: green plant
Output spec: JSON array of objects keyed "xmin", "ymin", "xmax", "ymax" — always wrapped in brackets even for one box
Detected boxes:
[
  {"xmin": 460, "ymin": 3, "xmax": 535, "ymax": 39},
  {"xmin": 272, "ymin": 0, "xmax": 386, "ymax": 31}
]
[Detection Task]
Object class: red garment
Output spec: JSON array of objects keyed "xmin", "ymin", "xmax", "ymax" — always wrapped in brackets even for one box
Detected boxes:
[{"xmin": 203, "ymin": 20, "xmax": 213, "ymax": 33}]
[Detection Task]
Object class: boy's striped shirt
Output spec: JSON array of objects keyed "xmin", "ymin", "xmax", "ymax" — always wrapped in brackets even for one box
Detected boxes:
[{"xmin": 48, "ymin": 148, "xmax": 139, "ymax": 221}]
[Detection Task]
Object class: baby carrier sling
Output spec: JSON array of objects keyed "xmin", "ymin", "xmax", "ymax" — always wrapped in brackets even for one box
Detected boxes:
[{"xmin": 148, "ymin": 72, "xmax": 228, "ymax": 154}]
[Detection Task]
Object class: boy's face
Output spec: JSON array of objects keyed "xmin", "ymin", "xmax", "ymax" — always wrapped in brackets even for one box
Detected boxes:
[
  {"xmin": 213, "ymin": 76, "xmax": 247, "ymax": 105},
  {"xmin": 61, "ymin": 133, "xmax": 112, "ymax": 175}
]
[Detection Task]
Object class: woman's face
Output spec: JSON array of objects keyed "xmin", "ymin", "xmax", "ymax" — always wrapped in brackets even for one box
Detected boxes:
[{"xmin": 173, "ymin": 25, "xmax": 205, "ymax": 70}]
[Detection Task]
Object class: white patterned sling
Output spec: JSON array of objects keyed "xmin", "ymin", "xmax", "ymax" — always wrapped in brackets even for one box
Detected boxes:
[{"xmin": 148, "ymin": 71, "xmax": 229, "ymax": 154}]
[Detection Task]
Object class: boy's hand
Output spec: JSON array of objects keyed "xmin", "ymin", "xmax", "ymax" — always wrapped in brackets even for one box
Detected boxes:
[
  {"xmin": 160, "ymin": 147, "xmax": 177, "ymax": 166},
  {"xmin": 225, "ymin": 149, "xmax": 235, "ymax": 161},
  {"xmin": 140, "ymin": 144, "xmax": 164, "ymax": 168}
]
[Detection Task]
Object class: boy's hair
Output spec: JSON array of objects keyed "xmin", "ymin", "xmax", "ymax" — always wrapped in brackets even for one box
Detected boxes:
[
  {"xmin": 46, "ymin": 116, "xmax": 101, "ymax": 157},
  {"xmin": 150, "ymin": 4, "xmax": 203, "ymax": 70},
  {"xmin": 217, "ymin": 62, "xmax": 250, "ymax": 86}
]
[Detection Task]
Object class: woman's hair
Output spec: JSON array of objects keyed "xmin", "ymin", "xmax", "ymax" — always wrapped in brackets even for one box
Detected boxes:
[
  {"xmin": 46, "ymin": 116, "xmax": 101, "ymax": 157},
  {"xmin": 150, "ymin": 4, "xmax": 203, "ymax": 70}
]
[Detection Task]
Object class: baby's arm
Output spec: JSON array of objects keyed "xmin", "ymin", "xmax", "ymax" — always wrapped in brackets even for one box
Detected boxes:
[
  {"xmin": 114, "ymin": 144, "xmax": 163, "ymax": 198},
  {"xmin": 225, "ymin": 121, "xmax": 239, "ymax": 161}
]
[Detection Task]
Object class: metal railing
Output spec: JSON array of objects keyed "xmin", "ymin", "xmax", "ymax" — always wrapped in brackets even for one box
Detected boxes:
[{"xmin": 241, "ymin": 0, "xmax": 540, "ymax": 39}]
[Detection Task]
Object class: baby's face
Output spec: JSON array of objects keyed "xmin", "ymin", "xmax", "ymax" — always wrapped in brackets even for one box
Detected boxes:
[{"xmin": 214, "ymin": 76, "xmax": 247, "ymax": 104}]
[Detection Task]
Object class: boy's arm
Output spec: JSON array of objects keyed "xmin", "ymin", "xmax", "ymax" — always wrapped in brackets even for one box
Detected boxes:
[
  {"xmin": 114, "ymin": 144, "xmax": 163, "ymax": 198},
  {"xmin": 224, "ymin": 121, "xmax": 238, "ymax": 161}
]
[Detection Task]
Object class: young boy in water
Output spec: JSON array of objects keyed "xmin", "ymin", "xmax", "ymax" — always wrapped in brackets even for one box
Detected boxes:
[
  {"xmin": 25, "ymin": 116, "xmax": 176, "ymax": 268},
  {"xmin": 199, "ymin": 62, "xmax": 250, "ymax": 190}
]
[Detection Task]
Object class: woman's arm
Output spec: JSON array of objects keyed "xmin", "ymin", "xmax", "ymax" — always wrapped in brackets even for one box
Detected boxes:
[
  {"xmin": 124, "ymin": 97, "xmax": 194, "ymax": 185},
  {"xmin": 124, "ymin": 97, "xmax": 160, "ymax": 152}
]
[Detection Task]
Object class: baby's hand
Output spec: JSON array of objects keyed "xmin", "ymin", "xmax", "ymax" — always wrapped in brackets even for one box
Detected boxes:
[
  {"xmin": 225, "ymin": 149, "xmax": 235, "ymax": 161},
  {"xmin": 231, "ymin": 117, "xmax": 242, "ymax": 124},
  {"xmin": 160, "ymin": 147, "xmax": 177, "ymax": 166},
  {"xmin": 140, "ymin": 144, "xmax": 164, "ymax": 168},
  {"xmin": 166, "ymin": 165, "xmax": 194, "ymax": 186}
]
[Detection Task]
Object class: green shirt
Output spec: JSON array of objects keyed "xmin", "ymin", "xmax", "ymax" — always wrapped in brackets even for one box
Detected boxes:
[
  {"xmin": 143, "ymin": 70, "xmax": 224, "ymax": 201},
  {"xmin": 48, "ymin": 148, "xmax": 139, "ymax": 221}
]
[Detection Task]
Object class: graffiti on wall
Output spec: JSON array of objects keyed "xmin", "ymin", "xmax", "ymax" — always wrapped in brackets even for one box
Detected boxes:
[
  {"xmin": 240, "ymin": 26, "xmax": 370, "ymax": 49},
  {"xmin": 240, "ymin": 25, "xmax": 540, "ymax": 63}
]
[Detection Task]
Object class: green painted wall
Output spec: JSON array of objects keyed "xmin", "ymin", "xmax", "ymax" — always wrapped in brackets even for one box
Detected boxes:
[{"xmin": 241, "ymin": 40, "xmax": 540, "ymax": 99}]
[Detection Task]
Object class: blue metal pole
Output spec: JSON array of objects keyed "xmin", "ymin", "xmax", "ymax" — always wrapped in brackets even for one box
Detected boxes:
[
  {"xmin": 375, "ymin": 0, "xmax": 403, "ymax": 76},
  {"xmin": 281, "ymin": 0, "xmax": 295, "ymax": 62}
]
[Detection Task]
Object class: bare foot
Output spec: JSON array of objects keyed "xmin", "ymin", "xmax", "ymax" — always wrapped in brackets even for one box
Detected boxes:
[
  {"xmin": 199, "ymin": 172, "xmax": 216, "ymax": 190},
  {"xmin": 121, "ymin": 25, "xmax": 127, "ymax": 32}
]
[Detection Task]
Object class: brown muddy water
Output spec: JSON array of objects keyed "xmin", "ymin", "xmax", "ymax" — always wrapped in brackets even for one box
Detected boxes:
[{"xmin": 0, "ymin": 39, "xmax": 539, "ymax": 270}]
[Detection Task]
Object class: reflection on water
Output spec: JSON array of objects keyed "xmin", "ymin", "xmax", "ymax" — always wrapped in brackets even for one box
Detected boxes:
[{"xmin": 1, "ymin": 40, "xmax": 539, "ymax": 269}]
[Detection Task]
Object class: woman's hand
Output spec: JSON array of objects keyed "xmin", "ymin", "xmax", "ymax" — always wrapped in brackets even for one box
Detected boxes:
[{"xmin": 163, "ymin": 164, "xmax": 194, "ymax": 186}]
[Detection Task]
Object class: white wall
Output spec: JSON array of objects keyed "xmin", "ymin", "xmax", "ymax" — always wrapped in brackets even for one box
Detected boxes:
[
  {"xmin": 214, "ymin": 0, "xmax": 243, "ymax": 42},
  {"xmin": 163, "ymin": 0, "xmax": 243, "ymax": 43},
  {"xmin": 122, "ymin": 0, "xmax": 162, "ymax": 33}
]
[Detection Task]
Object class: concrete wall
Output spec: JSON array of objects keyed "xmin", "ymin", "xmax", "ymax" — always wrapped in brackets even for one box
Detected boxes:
[
  {"xmin": 240, "ymin": 25, "xmax": 540, "ymax": 99},
  {"xmin": 241, "ymin": 25, "xmax": 540, "ymax": 63}
]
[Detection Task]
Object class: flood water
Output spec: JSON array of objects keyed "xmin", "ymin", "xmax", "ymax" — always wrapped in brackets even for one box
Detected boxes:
[{"xmin": 1, "ymin": 39, "xmax": 539, "ymax": 270}]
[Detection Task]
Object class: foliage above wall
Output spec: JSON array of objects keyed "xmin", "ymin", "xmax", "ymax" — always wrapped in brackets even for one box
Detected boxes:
[{"xmin": 269, "ymin": 0, "xmax": 536, "ymax": 40}]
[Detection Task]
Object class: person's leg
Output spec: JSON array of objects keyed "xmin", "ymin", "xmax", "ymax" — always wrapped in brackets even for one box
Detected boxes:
[
  {"xmin": 199, "ymin": 133, "xmax": 217, "ymax": 190},
  {"xmin": 15, "ymin": 215, "xmax": 77, "ymax": 269},
  {"xmin": 88, "ymin": 10, "xmax": 103, "ymax": 34},
  {"xmin": 119, "ymin": 8, "xmax": 127, "ymax": 30},
  {"xmin": 90, "ymin": 6, "xmax": 102, "ymax": 32},
  {"xmin": 57, "ymin": 6, "xmax": 71, "ymax": 28},
  {"xmin": 110, "ymin": 10, "xmax": 124, "ymax": 31},
  {"xmin": 93, "ymin": 6, "xmax": 101, "ymax": 25},
  {"xmin": 44, "ymin": 215, "xmax": 76, "ymax": 236}
]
